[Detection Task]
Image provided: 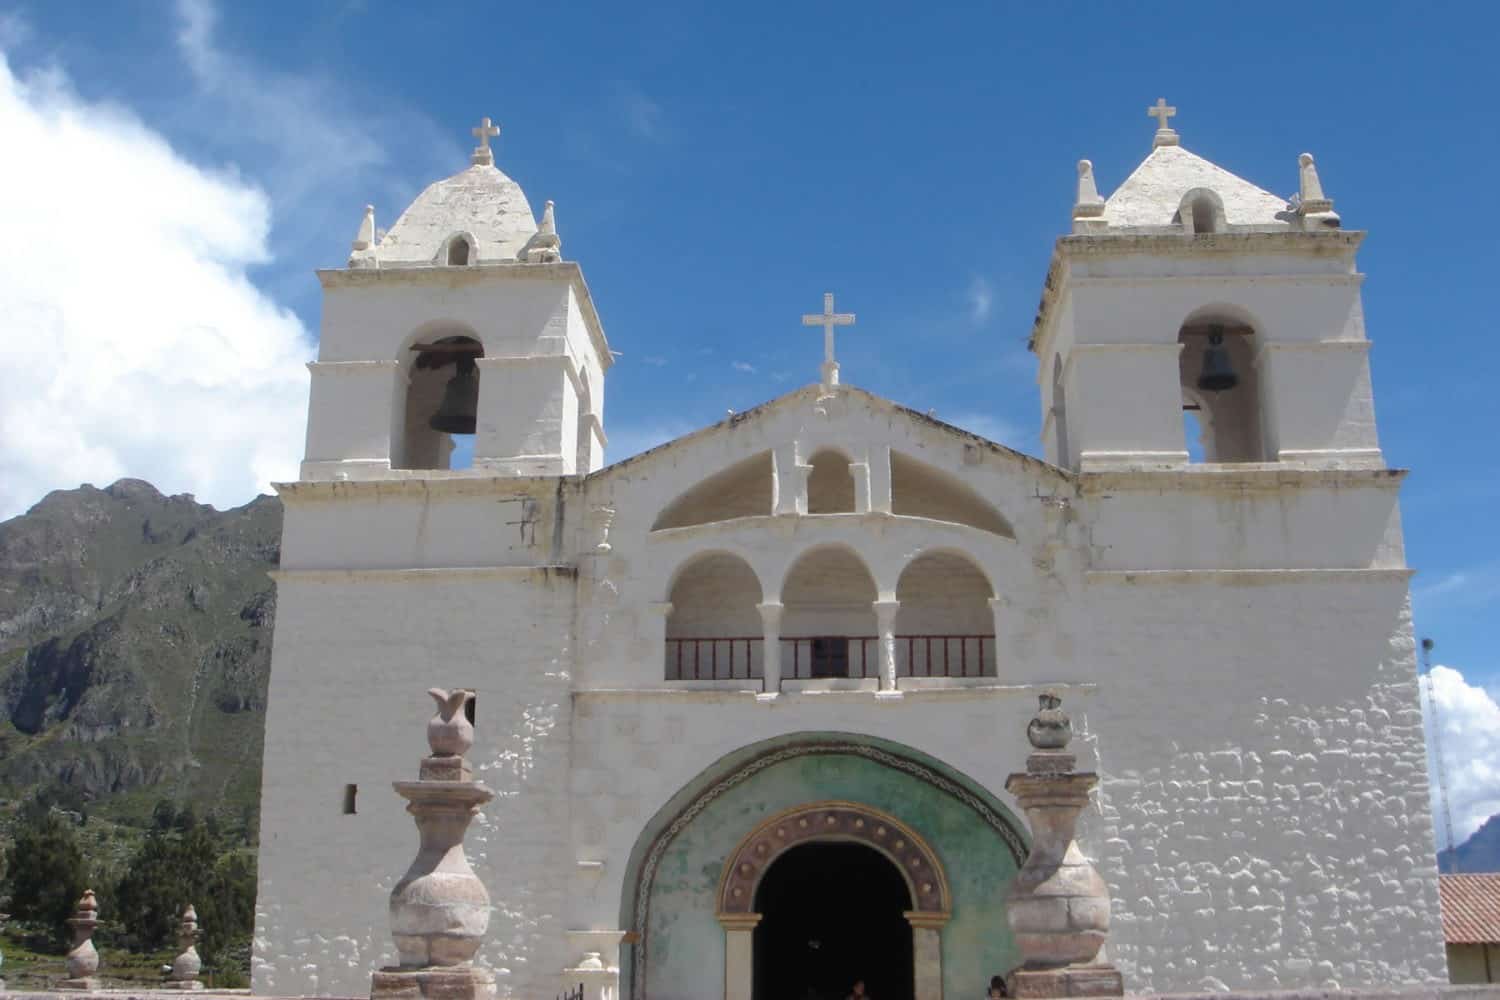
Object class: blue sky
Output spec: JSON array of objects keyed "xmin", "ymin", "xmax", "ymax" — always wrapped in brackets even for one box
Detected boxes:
[{"xmin": 0, "ymin": 2, "xmax": 1496, "ymax": 841}]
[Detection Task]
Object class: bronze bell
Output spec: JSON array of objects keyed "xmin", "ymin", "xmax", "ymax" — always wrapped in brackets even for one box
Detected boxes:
[
  {"xmin": 429, "ymin": 357, "xmax": 478, "ymax": 434},
  {"xmin": 1197, "ymin": 328, "xmax": 1239, "ymax": 393}
]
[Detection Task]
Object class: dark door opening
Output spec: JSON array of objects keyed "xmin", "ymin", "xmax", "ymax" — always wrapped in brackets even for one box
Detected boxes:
[{"xmin": 752, "ymin": 841, "xmax": 914, "ymax": 1000}]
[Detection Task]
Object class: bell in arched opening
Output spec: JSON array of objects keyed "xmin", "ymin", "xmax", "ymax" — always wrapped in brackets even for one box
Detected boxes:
[
  {"xmin": 429, "ymin": 356, "xmax": 479, "ymax": 434},
  {"xmin": 1197, "ymin": 327, "xmax": 1239, "ymax": 393}
]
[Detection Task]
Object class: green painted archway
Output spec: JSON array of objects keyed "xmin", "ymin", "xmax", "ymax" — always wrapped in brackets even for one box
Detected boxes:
[{"xmin": 620, "ymin": 732, "xmax": 1028, "ymax": 999}]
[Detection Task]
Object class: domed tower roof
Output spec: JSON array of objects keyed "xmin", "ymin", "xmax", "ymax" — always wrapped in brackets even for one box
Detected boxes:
[{"xmin": 348, "ymin": 117, "xmax": 546, "ymax": 268}]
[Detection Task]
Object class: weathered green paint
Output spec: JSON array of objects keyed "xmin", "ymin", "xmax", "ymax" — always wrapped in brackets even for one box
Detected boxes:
[{"xmin": 633, "ymin": 742, "xmax": 1022, "ymax": 999}]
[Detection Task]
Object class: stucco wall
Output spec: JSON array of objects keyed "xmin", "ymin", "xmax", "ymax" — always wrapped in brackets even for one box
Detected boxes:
[{"xmin": 253, "ymin": 567, "xmax": 575, "ymax": 999}]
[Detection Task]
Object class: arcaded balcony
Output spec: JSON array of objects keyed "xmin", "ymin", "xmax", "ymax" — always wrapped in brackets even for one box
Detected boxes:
[{"xmin": 662, "ymin": 548, "xmax": 998, "ymax": 689}]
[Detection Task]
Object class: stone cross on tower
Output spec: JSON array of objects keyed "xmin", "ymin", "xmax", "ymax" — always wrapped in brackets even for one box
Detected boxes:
[
  {"xmin": 471, "ymin": 117, "xmax": 500, "ymax": 166},
  {"xmin": 1147, "ymin": 98, "xmax": 1179, "ymax": 147},
  {"xmin": 801, "ymin": 292, "xmax": 856, "ymax": 389}
]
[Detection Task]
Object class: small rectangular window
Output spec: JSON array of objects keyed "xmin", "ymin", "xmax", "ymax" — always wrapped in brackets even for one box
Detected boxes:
[
  {"xmin": 464, "ymin": 692, "xmax": 476, "ymax": 726},
  {"xmin": 342, "ymin": 784, "xmax": 357, "ymax": 815}
]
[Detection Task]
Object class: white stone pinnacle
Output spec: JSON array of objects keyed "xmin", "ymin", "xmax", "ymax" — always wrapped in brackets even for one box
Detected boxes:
[
  {"xmin": 351, "ymin": 204, "xmax": 375, "ymax": 251},
  {"xmin": 471, "ymin": 116, "xmax": 501, "ymax": 166},
  {"xmin": 1073, "ymin": 160, "xmax": 1105, "ymax": 218},
  {"xmin": 801, "ymin": 291, "xmax": 855, "ymax": 388},
  {"xmin": 1147, "ymin": 98, "xmax": 1179, "ymax": 146}
]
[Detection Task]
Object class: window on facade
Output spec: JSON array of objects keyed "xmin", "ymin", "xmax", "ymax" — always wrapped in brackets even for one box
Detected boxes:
[
  {"xmin": 809, "ymin": 637, "xmax": 850, "ymax": 678},
  {"xmin": 397, "ymin": 333, "xmax": 483, "ymax": 471},
  {"xmin": 1178, "ymin": 320, "xmax": 1264, "ymax": 463},
  {"xmin": 342, "ymin": 784, "xmax": 357, "ymax": 815},
  {"xmin": 447, "ymin": 236, "xmax": 472, "ymax": 266},
  {"xmin": 806, "ymin": 449, "xmax": 855, "ymax": 513}
]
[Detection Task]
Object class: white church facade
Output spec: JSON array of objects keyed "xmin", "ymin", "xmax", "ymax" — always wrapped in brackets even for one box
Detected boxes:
[{"xmin": 253, "ymin": 104, "xmax": 1449, "ymax": 1000}]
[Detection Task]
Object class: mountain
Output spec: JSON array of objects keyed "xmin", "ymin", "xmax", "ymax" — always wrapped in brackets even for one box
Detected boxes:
[
  {"xmin": 0, "ymin": 479, "xmax": 280, "ymax": 831},
  {"xmin": 1441, "ymin": 813, "xmax": 1500, "ymax": 874}
]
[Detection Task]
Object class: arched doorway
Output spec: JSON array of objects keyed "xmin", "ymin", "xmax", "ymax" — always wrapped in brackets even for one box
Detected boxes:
[{"xmin": 753, "ymin": 841, "xmax": 913, "ymax": 1000}]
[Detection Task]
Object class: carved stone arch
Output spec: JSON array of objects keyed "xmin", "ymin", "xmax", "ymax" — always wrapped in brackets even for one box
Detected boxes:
[{"xmin": 716, "ymin": 800, "xmax": 951, "ymax": 919}]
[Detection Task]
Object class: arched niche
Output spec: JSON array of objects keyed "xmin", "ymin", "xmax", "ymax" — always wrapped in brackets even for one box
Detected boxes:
[
  {"xmin": 806, "ymin": 448, "xmax": 856, "ymax": 513},
  {"xmin": 664, "ymin": 551, "xmax": 765, "ymax": 681},
  {"xmin": 780, "ymin": 545, "xmax": 878, "ymax": 680},
  {"xmin": 1175, "ymin": 187, "xmax": 1227, "ymax": 235},
  {"xmin": 395, "ymin": 325, "xmax": 484, "ymax": 470},
  {"xmin": 890, "ymin": 452, "xmax": 1014, "ymax": 538},
  {"xmin": 1177, "ymin": 308, "xmax": 1265, "ymax": 463},
  {"xmin": 894, "ymin": 551, "xmax": 997, "ymax": 678},
  {"xmin": 652, "ymin": 452, "xmax": 773, "ymax": 530}
]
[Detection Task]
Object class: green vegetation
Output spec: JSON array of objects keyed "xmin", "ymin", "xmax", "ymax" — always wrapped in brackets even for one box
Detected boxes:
[{"xmin": 0, "ymin": 480, "xmax": 280, "ymax": 986}]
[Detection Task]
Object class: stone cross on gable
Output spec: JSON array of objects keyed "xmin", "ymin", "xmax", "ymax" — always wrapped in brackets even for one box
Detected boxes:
[
  {"xmin": 471, "ymin": 117, "xmax": 500, "ymax": 165},
  {"xmin": 1147, "ymin": 98, "xmax": 1180, "ymax": 147},
  {"xmin": 801, "ymin": 291, "xmax": 856, "ymax": 389}
]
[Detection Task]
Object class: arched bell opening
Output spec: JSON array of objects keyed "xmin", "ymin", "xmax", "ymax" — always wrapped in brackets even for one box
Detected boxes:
[
  {"xmin": 1177, "ymin": 316, "xmax": 1264, "ymax": 463},
  {"xmin": 396, "ymin": 333, "xmax": 484, "ymax": 470}
]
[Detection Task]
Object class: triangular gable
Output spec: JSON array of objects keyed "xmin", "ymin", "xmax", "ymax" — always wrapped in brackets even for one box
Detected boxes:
[{"xmin": 1103, "ymin": 144, "xmax": 1290, "ymax": 228}]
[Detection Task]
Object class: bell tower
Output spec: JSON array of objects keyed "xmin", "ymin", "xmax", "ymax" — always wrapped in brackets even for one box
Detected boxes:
[
  {"xmin": 1034, "ymin": 102, "xmax": 1381, "ymax": 472},
  {"xmin": 300, "ymin": 117, "xmax": 611, "ymax": 480}
]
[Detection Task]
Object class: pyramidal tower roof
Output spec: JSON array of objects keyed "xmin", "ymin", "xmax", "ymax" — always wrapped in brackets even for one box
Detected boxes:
[
  {"xmin": 348, "ymin": 116, "xmax": 554, "ymax": 268},
  {"xmin": 1071, "ymin": 99, "xmax": 1341, "ymax": 235}
]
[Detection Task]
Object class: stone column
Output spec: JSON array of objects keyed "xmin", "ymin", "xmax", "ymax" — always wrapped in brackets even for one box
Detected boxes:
[
  {"xmin": 165, "ymin": 904, "xmax": 204, "ymax": 990},
  {"xmin": 370, "ymin": 688, "xmax": 497, "ymax": 1000},
  {"xmin": 648, "ymin": 602, "xmax": 674, "ymax": 681},
  {"xmin": 905, "ymin": 911, "xmax": 947, "ymax": 1000},
  {"xmin": 718, "ymin": 913, "xmax": 760, "ymax": 1000},
  {"xmin": 756, "ymin": 601, "xmax": 784, "ymax": 696},
  {"xmin": 872, "ymin": 599, "xmax": 901, "ymax": 696},
  {"xmin": 1004, "ymin": 693, "xmax": 1123, "ymax": 999},
  {"xmin": 60, "ymin": 889, "xmax": 100, "ymax": 991}
]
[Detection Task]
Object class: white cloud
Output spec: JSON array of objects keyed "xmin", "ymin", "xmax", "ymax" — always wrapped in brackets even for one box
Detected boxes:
[
  {"xmin": 641, "ymin": 355, "xmax": 669, "ymax": 367},
  {"xmin": 732, "ymin": 360, "xmax": 757, "ymax": 374},
  {"xmin": 1422, "ymin": 664, "xmax": 1500, "ymax": 848},
  {"xmin": 967, "ymin": 276, "xmax": 994, "ymax": 324},
  {"xmin": 0, "ymin": 51, "xmax": 311, "ymax": 517},
  {"xmin": 614, "ymin": 84, "xmax": 664, "ymax": 141}
]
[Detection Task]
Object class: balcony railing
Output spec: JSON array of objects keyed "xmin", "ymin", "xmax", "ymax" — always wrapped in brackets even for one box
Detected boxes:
[{"xmin": 664, "ymin": 635, "xmax": 994, "ymax": 682}]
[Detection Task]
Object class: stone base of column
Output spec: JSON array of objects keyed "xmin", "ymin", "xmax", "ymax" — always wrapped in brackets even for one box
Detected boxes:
[
  {"xmin": 163, "ymin": 979, "xmax": 205, "ymax": 990},
  {"xmin": 371, "ymin": 965, "xmax": 497, "ymax": 1000},
  {"xmin": 58, "ymin": 977, "xmax": 100, "ymax": 992},
  {"xmin": 1007, "ymin": 964, "xmax": 1123, "ymax": 998}
]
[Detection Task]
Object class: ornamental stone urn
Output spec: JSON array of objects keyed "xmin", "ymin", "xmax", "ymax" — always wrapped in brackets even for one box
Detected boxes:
[
  {"xmin": 61, "ymin": 889, "xmax": 101, "ymax": 991},
  {"xmin": 371, "ymin": 688, "xmax": 496, "ymax": 1000},
  {"xmin": 165, "ymin": 904, "xmax": 205, "ymax": 990},
  {"xmin": 1004, "ymin": 693, "xmax": 1123, "ymax": 999}
]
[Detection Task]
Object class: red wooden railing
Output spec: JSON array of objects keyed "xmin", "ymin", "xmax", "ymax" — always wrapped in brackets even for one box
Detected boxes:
[{"xmin": 664, "ymin": 635, "xmax": 994, "ymax": 681}]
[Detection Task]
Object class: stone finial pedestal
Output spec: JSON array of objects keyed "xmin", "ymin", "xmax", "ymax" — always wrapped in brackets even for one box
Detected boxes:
[
  {"xmin": 60, "ymin": 890, "xmax": 101, "ymax": 991},
  {"xmin": 370, "ymin": 688, "xmax": 497, "ymax": 1000},
  {"xmin": 1004, "ymin": 694, "xmax": 1123, "ymax": 999},
  {"xmin": 164, "ymin": 904, "xmax": 205, "ymax": 990}
]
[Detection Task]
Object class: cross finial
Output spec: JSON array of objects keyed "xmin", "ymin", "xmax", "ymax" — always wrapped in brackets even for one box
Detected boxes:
[
  {"xmin": 1147, "ymin": 98, "xmax": 1179, "ymax": 147},
  {"xmin": 470, "ymin": 116, "xmax": 501, "ymax": 165},
  {"xmin": 801, "ymin": 292, "xmax": 856, "ymax": 389}
]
